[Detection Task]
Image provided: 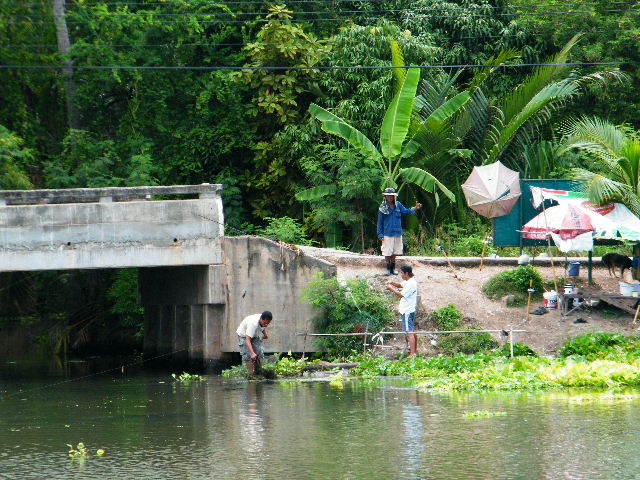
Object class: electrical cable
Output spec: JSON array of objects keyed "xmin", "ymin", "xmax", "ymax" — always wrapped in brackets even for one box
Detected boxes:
[
  {"xmin": 0, "ymin": 60, "xmax": 636, "ymax": 71},
  {"xmin": 3, "ymin": 7, "xmax": 638, "ymax": 24},
  {"xmin": 5, "ymin": 0, "xmax": 634, "ymax": 10},
  {"xmin": 6, "ymin": 2, "xmax": 639, "ymax": 18},
  {"xmin": 0, "ymin": 29, "xmax": 613, "ymax": 50}
]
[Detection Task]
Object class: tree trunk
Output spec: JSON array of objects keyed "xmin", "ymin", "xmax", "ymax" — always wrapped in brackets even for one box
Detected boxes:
[{"xmin": 51, "ymin": 0, "xmax": 81, "ymax": 129}]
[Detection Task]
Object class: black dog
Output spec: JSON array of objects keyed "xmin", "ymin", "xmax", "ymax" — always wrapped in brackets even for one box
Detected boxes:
[{"xmin": 602, "ymin": 252, "xmax": 632, "ymax": 278}]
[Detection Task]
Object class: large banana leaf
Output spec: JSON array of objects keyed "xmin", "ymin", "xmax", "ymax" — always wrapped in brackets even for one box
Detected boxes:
[
  {"xmin": 390, "ymin": 40, "xmax": 406, "ymax": 95},
  {"xmin": 309, "ymin": 103, "xmax": 349, "ymax": 124},
  {"xmin": 380, "ymin": 67, "xmax": 420, "ymax": 159},
  {"xmin": 320, "ymin": 120, "xmax": 381, "ymax": 159},
  {"xmin": 309, "ymin": 103, "xmax": 381, "ymax": 159},
  {"xmin": 398, "ymin": 166, "xmax": 456, "ymax": 202},
  {"xmin": 295, "ymin": 184, "xmax": 337, "ymax": 201}
]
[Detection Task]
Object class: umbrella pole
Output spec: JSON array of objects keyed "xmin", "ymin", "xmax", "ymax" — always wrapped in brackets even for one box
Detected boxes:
[
  {"xmin": 540, "ymin": 200, "xmax": 558, "ymax": 293},
  {"xmin": 546, "ymin": 234, "xmax": 558, "ymax": 292},
  {"xmin": 480, "ymin": 232, "xmax": 489, "ymax": 270},
  {"xmin": 526, "ymin": 278, "xmax": 534, "ymax": 323}
]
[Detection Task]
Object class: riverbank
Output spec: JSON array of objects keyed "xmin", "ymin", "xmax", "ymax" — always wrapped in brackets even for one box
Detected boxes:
[{"xmin": 300, "ymin": 248, "xmax": 639, "ymax": 355}]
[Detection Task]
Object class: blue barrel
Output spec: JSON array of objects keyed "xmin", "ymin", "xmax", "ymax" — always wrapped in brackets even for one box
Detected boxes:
[{"xmin": 568, "ymin": 261, "xmax": 581, "ymax": 276}]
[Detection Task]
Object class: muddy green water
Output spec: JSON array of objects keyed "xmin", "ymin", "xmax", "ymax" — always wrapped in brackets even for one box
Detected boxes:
[{"xmin": 2, "ymin": 359, "xmax": 640, "ymax": 480}]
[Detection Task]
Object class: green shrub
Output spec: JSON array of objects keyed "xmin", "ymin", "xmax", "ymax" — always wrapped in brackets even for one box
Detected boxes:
[
  {"xmin": 438, "ymin": 327, "xmax": 499, "ymax": 355},
  {"xmin": 258, "ymin": 216, "xmax": 312, "ymax": 245},
  {"xmin": 431, "ymin": 304, "xmax": 462, "ymax": 331},
  {"xmin": 494, "ymin": 342, "xmax": 538, "ymax": 357},
  {"xmin": 559, "ymin": 332, "xmax": 628, "ymax": 359},
  {"xmin": 302, "ymin": 273, "xmax": 395, "ymax": 354},
  {"xmin": 481, "ymin": 265, "xmax": 544, "ymax": 306}
]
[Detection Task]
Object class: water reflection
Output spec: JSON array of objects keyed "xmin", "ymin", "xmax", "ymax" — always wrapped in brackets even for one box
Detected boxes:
[{"xmin": 2, "ymin": 366, "xmax": 640, "ymax": 479}]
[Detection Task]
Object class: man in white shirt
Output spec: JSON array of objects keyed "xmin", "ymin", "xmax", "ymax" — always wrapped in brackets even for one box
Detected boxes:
[
  {"xmin": 236, "ymin": 311, "xmax": 273, "ymax": 375},
  {"xmin": 386, "ymin": 265, "xmax": 418, "ymax": 356}
]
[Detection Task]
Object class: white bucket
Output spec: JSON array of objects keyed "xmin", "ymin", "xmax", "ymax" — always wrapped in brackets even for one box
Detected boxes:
[
  {"xmin": 619, "ymin": 281, "xmax": 634, "ymax": 296},
  {"xmin": 543, "ymin": 290, "xmax": 558, "ymax": 309},
  {"xmin": 564, "ymin": 284, "xmax": 573, "ymax": 295}
]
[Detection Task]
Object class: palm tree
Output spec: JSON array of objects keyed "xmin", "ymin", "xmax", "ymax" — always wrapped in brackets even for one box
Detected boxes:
[
  {"xmin": 559, "ymin": 116, "xmax": 640, "ymax": 214},
  {"xmin": 463, "ymin": 34, "xmax": 625, "ymax": 170}
]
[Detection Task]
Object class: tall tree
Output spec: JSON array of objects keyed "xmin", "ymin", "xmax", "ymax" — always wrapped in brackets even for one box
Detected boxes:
[{"xmin": 51, "ymin": 0, "xmax": 81, "ymax": 129}]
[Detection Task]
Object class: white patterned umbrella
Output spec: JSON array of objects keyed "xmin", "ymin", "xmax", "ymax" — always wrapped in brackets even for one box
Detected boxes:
[{"xmin": 461, "ymin": 161, "xmax": 521, "ymax": 218}]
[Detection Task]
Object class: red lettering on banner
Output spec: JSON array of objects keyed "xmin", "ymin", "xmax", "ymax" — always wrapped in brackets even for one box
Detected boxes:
[{"xmin": 581, "ymin": 201, "xmax": 614, "ymax": 216}]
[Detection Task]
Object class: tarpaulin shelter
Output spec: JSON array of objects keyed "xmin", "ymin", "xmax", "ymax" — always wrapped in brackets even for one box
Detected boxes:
[
  {"xmin": 525, "ymin": 186, "xmax": 640, "ymax": 251},
  {"xmin": 522, "ymin": 202, "xmax": 594, "ymax": 241},
  {"xmin": 461, "ymin": 161, "xmax": 521, "ymax": 218}
]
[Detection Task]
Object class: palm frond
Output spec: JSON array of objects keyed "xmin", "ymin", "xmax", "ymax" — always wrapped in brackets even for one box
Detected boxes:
[
  {"xmin": 572, "ymin": 168, "xmax": 640, "ymax": 214},
  {"xmin": 502, "ymin": 34, "xmax": 581, "ymax": 125}
]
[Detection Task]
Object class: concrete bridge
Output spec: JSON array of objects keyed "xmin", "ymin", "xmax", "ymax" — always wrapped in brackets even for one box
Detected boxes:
[{"xmin": 0, "ymin": 185, "xmax": 335, "ymax": 367}]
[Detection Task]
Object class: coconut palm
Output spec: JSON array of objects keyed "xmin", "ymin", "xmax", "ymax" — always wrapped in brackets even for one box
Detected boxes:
[
  {"xmin": 559, "ymin": 116, "xmax": 640, "ymax": 214},
  {"xmin": 463, "ymin": 34, "xmax": 625, "ymax": 171}
]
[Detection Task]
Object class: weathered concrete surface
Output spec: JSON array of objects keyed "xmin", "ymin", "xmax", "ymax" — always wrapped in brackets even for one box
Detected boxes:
[
  {"xmin": 220, "ymin": 236, "xmax": 337, "ymax": 354},
  {"xmin": 0, "ymin": 185, "xmax": 338, "ymax": 366},
  {"xmin": 0, "ymin": 185, "xmax": 223, "ymax": 271},
  {"xmin": 139, "ymin": 237, "xmax": 336, "ymax": 367}
]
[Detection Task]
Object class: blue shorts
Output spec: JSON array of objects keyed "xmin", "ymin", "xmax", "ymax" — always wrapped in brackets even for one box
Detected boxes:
[{"xmin": 401, "ymin": 312, "xmax": 415, "ymax": 332}]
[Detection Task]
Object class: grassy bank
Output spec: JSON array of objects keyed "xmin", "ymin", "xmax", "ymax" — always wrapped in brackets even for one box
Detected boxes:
[{"xmin": 222, "ymin": 333, "xmax": 640, "ymax": 392}]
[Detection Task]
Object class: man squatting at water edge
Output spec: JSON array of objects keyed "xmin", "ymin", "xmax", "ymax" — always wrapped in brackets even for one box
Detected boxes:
[{"xmin": 237, "ymin": 311, "xmax": 273, "ymax": 375}]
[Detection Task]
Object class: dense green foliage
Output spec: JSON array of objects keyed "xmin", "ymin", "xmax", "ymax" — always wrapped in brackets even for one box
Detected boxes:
[
  {"xmin": 302, "ymin": 273, "xmax": 395, "ymax": 353},
  {"xmin": 2, "ymin": 0, "xmax": 640, "ymax": 350},
  {"xmin": 220, "ymin": 333, "xmax": 640, "ymax": 392},
  {"xmin": 481, "ymin": 265, "xmax": 544, "ymax": 306},
  {"xmin": 352, "ymin": 332, "xmax": 640, "ymax": 391},
  {"xmin": 558, "ymin": 332, "xmax": 637, "ymax": 360},
  {"xmin": 431, "ymin": 304, "xmax": 462, "ymax": 331},
  {"xmin": 438, "ymin": 327, "xmax": 499, "ymax": 355}
]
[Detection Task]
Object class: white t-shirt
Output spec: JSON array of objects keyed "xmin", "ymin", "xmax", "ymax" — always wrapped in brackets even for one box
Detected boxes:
[
  {"xmin": 398, "ymin": 277, "xmax": 418, "ymax": 314},
  {"xmin": 236, "ymin": 314, "xmax": 263, "ymax": 339}
]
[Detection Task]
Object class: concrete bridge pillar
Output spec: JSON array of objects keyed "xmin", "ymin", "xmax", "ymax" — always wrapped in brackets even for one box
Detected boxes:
[{"xmin": 139, "ymin": 237, "xmax": 337, "ymax": 368}]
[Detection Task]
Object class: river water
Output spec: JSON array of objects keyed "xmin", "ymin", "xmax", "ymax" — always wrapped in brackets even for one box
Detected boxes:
[{"xmin": 2, "ymin": 358, "xmax": 640, "ymax": 480}]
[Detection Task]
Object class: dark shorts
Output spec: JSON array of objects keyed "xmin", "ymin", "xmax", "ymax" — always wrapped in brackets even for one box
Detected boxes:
[
  {"xmin": 238, "ymin": 335, "xmax": 264, "ymax": 361},
  {"xmin": 401, "ymin": 312, "xmax": 416, "ymax": 332}
]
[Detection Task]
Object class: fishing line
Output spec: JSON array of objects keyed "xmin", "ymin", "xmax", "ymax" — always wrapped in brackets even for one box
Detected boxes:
[
  {"xmin": 0, "ymin": 341, "xmax": 209, "ymax": 401},
  {"xmin": 1, "ymin": 60, "xmax": 636, "ymax": 70}
]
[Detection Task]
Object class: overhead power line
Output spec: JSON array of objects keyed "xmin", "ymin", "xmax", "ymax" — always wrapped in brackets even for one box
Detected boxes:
[
  {"xmin": 0, "ymin": 61, "xmax": 635, "ymax": 71},
  {"xmin": 3, "ymin": 7, "xmax": 638, "ymax": 25},
  {"xmin": 5, "ymin": 1, "xmax": 639, "ymax": 18},
  {"xmin": 6, "ymin": 0, "xmax": 634, "ymax": 9},
  {"xmin": 0, "ymin": 29, "xmax": 614, "ymax": 51}
]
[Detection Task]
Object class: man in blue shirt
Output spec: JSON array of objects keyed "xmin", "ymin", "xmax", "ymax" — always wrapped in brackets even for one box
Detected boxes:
[{"xmin": 377, "ymin": 187, "xmax": 422, "ymax": 275}]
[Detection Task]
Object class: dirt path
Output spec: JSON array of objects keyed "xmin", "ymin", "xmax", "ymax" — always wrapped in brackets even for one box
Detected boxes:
[{"xmin": 301, "ymin": 248, "xmax": 639, "ymax": 355}]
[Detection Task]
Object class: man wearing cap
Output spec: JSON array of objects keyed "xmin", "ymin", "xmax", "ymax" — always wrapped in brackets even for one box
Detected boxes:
[{"xmin": 377, "ymin": 187, "xmax": 422, "ymax": 275}]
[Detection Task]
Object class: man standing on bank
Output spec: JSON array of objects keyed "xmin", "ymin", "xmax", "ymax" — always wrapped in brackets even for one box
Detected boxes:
[
  {"xmin": 386, "ymin": 265, "xmax": 418, "ymax": 357},
  {"xmin": 237, "ymin": 311, "xmax": 273, "ymax": 375},
  {"xmin": 377, "ymin": 187, "xmax": 422, "ymax": 275}
]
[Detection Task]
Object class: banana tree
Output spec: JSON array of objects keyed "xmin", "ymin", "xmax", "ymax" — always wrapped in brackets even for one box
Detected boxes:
[{"xmin": 300, "ymin": 66, "xmax": 470, "ymax": 205}]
